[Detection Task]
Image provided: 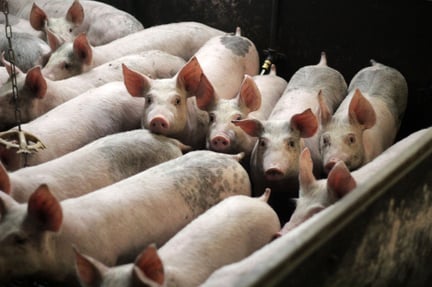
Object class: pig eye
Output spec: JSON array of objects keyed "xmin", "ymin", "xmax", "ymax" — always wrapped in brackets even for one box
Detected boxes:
[
  {"xmin": 233, "ymin": 114, "xmax": 242, "ymax": 121},
  {"xmin": 347, "ymin": 134, "xmax": 356, "ymax": 145},
  {"xmin": 14, "ymin": 235, "xmax": 27, "ymax": 245},
  {"xmin": 209, "ymin": 113, "xmax": 215, "ymax": 123},
  {"xmin": 259, "ymin": 138, "xmax": 266, "ymax": 148},
  {"xmin": 63, "ymin": 62, "xmax": 71, "ymax": 70},
  {"xmin": 69, "ymin": 28, "xmax": 73, "ymax": 33},
  {"xmin": 287, "ymin": 139, "xmax": 296, "ymax": 148},
  {"xmin": 11, "ymin": 233, "xmax": 28, "ymax": 245},
  {"xmin": 322, "ymin": 135, "xmax": 330, "ymax": 146},
  {"xmin": 146, "ymin": 96, "xmax": 153, "ymax": 105},
  {"xmin": 174, "ymin": 97, "xmax": 181, "ymax": 106}
]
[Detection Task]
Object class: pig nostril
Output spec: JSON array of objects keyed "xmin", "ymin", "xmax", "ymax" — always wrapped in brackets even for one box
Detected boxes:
[
  {"xmin": 265, "ymin": 168, "xmax": 284, "ymax": 180},
  {"xmin": 150, "ymin": 118, "xmax": 169, "ymax": 131},
  {"xmin": 211, "ymin": 136, "xmax": 230, "ymax": 151}
]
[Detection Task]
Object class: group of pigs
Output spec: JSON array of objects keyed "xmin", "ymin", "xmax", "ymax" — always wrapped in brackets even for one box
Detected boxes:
[{"xmin": 0, "ymin": 0, "xmax": 428, "ymax": 286}]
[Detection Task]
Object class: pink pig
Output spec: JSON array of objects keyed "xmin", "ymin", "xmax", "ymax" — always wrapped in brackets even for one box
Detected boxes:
[
  {"xmin": 200, "ymin": 65, "xmax": 287, "ymax": 157},
  {"xmin": 278, "ymin": 148, "xmax": 356, "ymax": 235},
  {"xmin": 319, "ymin": 60, "xmax": 408, "ymax": 173},
  {"xmin": 279, "ymin": 127, "xmax": 431, "ymax": 235},
  {"xmin": 41, "ymin": 21, "xmax": 225, "ymax": 80},
  {"xmin": 234, "ymin": 52, "xmax": 347, "ymax": 195},
  {"xmin": 74, "ymin": 191, "xmax": 279, "ymax": 287},
  {"xmin": 122, "ymin": 28, "xmax": 259, "ymax": 149},
  {"xmin": 29, "ymin": 0, "xmax": 143, "ymax": 46},
  {"xmin": 0, "ymin": 51, "xmax": 185, "ymax": 131},
  {"xmin": 192, "ymin": 26, "xmax": 260, "ymax": 99},
  {"xmin": 0, "ymin": 150, "xmax": 251, "ymax": 283},
  {"xmin": 0, "ymin": 129, "xmax": 189, "ymax": 202},
  {"xmin": 0, "ymin": 81, "xmax": 144, "ymax": 171},
  {"xmin": 122, "ymin": 57, "xmax": 214, "ymax": 149}
]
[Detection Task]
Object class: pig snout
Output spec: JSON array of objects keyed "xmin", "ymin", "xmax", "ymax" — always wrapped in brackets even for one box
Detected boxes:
[
  {"xmin": 264, "ymin": 167, "xmax": 285, "ymax": 181},
  {"xmin": 149, "ymin": 116, "xmax": 170, "ymax": 134},
  {"xmin": 209, "ymin": 134, "xmax": 231, "ymax": 152}
]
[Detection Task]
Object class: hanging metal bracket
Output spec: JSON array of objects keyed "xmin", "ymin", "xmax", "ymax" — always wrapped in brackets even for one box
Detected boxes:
[{"xmin": 0, "ymin": 130, "xmax": 46, "ymax": 154}]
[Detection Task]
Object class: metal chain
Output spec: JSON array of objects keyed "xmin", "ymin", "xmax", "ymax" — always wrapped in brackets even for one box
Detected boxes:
[
  {"xmin": 2, "ymin": 0, "xmax": 23, "ymax": 132},
  {"xmin": 1, "ymin": 0, "xmax": 30, "ymax": 166}
]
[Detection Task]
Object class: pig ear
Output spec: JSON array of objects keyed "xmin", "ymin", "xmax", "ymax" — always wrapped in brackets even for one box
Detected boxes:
[
  {"xmin": 327, "ymin": 161, "xmax": 356, "ymax": 199},
  {"xmin": 29, "ymin": 3, "xmax": 47, "ymax": 31},
  {"xmin": 27, "ymin": 184, "xmax": 63, "ymax": 232},
  {"xmin": 122, "ymin": 64, "xmax": 151, "ymax": 97},
  {"xmin": 298, "ymin": 147, "xmax": 316, "ymax": 194},
  {"xmin": 66, "ymin": 0, "xmax": 85, "ymax": 25},
  {"xmin": 290, "ymin": 108, "xmax": 318, "ymax": 138},
  {"xmin": 133, "ymin": 244, "xmax": 165, "ymax": 286},
  {"xmin": 177, "ymin": 57, "xmax": 215, "ymax": 110},
  {"xmin": 46, "ymin": 28, "xmax": 64, "ymax": 51},
  {"xmin": 1, "ymin": 52, "xmax": 24, "ymax": 75},
  {"xmin": 237, "ymin": 75, "xmax": 261, "ymax": 113},
  {"xmin": 74, "ymin": 246, "xmax": 108, "ymax": 287},
  {"xmin": 318, "ymin": 90, "xmax": 332, "ymax": 126},
  {"xmin": 232, "ymin": 118, "xmax": 264, "ymax": 137},
  {"xmin": 25, "ymin": 66, "xmax": 48, "ymax": 99},
  {"xmin": 348, "ymin": 89, "xmax": 376, "ymax": 129},
  {"xmin": 73, "ymin": 33, "xmax": 93, "ymax": 66},
  {"xmin": 0, "ymin": 162, "xmax": 11, "ymax": 195}
]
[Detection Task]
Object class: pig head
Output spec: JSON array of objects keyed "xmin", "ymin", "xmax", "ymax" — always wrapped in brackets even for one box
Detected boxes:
[{"xmin": 123, "ymin": 56, "xmax": 215, "ymax": 149}]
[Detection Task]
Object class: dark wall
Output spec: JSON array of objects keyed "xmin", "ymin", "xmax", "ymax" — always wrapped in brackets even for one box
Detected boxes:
[{"xmin": 101, "ymin": 0, "xmax": 431, "ymax": 139}]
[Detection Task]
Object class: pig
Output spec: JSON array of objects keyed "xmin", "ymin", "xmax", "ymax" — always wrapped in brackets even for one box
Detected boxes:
[
  {"xmin": 278, "ymin": 147, "xmax": 356, "ymax": 235},
  {"xmin": 192, "ymin": 26, "xmax": 260, "ymax": 99},
  {"xmin": 0, "ymin": 50, "xmax": 185, "ymax": 131},
  {"xmin": 74, "ymin": 190, "xmax": 280, "ymax": 287},
  {"xmin": 29, "ymin": 0, "xmax": 144, "ymax": 46},
  {"xmin": 0, "ymin": 129, "xmax": 190, "ymax": 202},
  {"xmin": 0, "ymin": 31, "xmax": 51, "ymax": 72},
  {"xmin": 233, "ymin": 52, "xmax": 347, "ymax": 196},
  {"xmin": 41, "ymin": 21, "xmax": 225, "ymax": 80},
  {"xmin": 0, "ymin": 81, "xmax": 144, "ymax": 171},
  {"xmin": 319, "ymin": 60, "xmax": 408, "ymax": 173},
  {"xmin": 280, "ymin": 127, "xmax": 432, "ymax": 235},
  {"xmin": 121, "ymin": 28, "xmax": 259, "ymax": 149},
  {"xmin": 200, "ymin": 65, "xmax": 287, "ymax": 157},
  {"xmin": 0, "ymin": 150, "xmax": 251, "ymax": 284},
  {"xmin": 122, "ymin": 57, "xmax": 213, "ymax": 149}
]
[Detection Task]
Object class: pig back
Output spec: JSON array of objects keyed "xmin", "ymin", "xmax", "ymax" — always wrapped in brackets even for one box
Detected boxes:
[
  {"xmin": 1, "ymin": 82, "xmax": 144, "ymax": 171},
  {"xmin": 9, "ymin": 129, "xmax": 187, "ymax": 202},
  {"xmin": 284, "ymin": 63, "xmax": 348, "ymax": 113},
  {"xmin": 194, "ymin": 30, "xmax": 260, "ymax": 99},
  {"xmin": 62, "ymin": 151, "xmax": 251, "ymax": 265},
  {"xmin": 348, "ymin": 61, "xmax": 408, "ymax": 127},
  {"xmin": 250, "ymin": 71, "xmax": 288, "ymax": 120}
]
